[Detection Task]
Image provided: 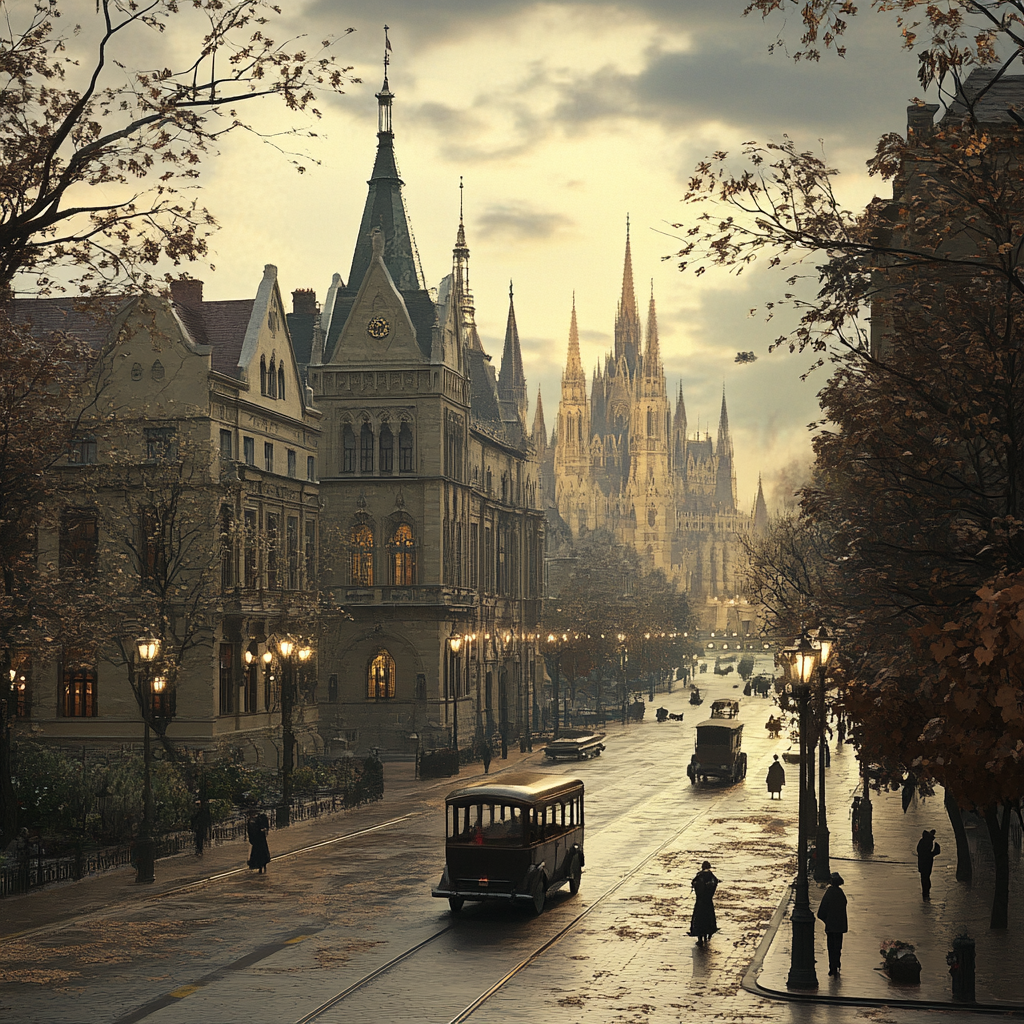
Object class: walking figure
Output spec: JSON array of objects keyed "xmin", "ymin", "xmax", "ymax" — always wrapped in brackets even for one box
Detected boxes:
[
  {"xmin": 916, "ymin": 828, "xmax": 940, "ymax": 899},
  {"xmin": 192, "ymin": 798, "xmax": 212, "ymax": 857},
  {"xmin": 766, "ymin": 755, "xmax": 785, "ymax": 799},
  {"xmin": 689, "ymin": 860, "xmax": 719, "ymax": 947},
  {"xmin": 247, "ymin": 811, "xmax": 272, "ymax": 874},
  {"xmin": 816, "ymin": 871, "xmax": 848, "ymax": 976},
  {"xmin": 481, "ymin": 737, "xmax": 492, "ymax": 775}
]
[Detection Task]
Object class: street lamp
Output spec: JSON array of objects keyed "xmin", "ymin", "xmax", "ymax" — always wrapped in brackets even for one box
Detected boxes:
[
  {"xmin": 134, "ymin": 634, "xmax": 161, "ymax": 885},
  {"xmin": 785, "ymin": 632, "xmax": 819, "ymax": 989},
  {"xmin": 448, "ymin": 632, "xmax": 462, "ymax": 770},
  {"xmin": 617, "ymin": 633, "xmax": 628, "ymax": 725},
  {"xmin": 814, "ymin": 625, "xmax": 834, "ymax": 883},
  {"xmin": 275, "ymin": 636, "xmax": 311, "ymax": 828}
]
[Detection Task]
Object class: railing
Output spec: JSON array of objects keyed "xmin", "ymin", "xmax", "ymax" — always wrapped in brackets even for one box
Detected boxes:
[{"xmin": 0, "ymin": 785, "xmax": 383, "ymax": 899}]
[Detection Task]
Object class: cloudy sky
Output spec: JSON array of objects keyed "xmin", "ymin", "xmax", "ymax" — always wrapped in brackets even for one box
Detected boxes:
[{"xmin": 63, "ymin": 0, "xmax": 929, "ymax": 510}]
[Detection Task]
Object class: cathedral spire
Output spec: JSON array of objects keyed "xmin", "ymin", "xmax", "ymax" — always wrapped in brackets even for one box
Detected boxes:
[
  {"xmin": 714, "ymin": 385, "xmax": 737, "ymax": 509},
  {"xmin": 564, "ymin": 293, "xmax": 585, "ymax": 381},
  {"xmin": 614, "ymin": 215, "xmax": 641, "ymax": 374},
  {"xmin": 644, "ymin": 280, "xmax": 661, "ymax": 376},
  {"xmin": 452, "ymin": 181, "xmax": 482, "ymax": 352},
  {"xmin": 532, "ymin": 386, "xmax": 547, "ymax": 448},
  {"xmin": 498, "ymin": 280, "xmax": 528, "ymax": 425},
  {"xmin": 347, "ymin": 28, "xmax": 426, "ymax": 294},
  {"xmin": 753, "ymin": 475, "xmax": 769, "ymax": 534}
]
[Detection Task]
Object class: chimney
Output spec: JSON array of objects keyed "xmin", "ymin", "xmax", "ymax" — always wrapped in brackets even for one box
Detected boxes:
[
  {"xmin": 907, "ymin": 103, "xmax": 940, "ymax": 133},
  {"xmin": 292, "ymin": 288, "xmax": 318, "ymax": 315},
  {"xmin": 170, "ymin": 279, "xmax": 204, "ymax": 306}
]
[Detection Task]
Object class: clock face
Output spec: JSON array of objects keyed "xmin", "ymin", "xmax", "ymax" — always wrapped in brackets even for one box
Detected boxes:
[{"xmin": 367, "ymin": 316, "xmax": 390, "ymax": 339}]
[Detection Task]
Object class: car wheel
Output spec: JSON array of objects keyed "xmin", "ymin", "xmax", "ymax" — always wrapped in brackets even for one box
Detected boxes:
[
  {"xmin": 568, "ymin": 853, "xmax": 582, "ymax": 895},
  {"xmin": 531, "ymin": 874, "xmax": 547, "ymax": 915}
]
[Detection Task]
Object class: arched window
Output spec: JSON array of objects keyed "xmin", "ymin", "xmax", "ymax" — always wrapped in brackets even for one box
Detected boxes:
[
  {"xmin": 399, "ymin": 423, "xmax": 414, "ymax": 472},
  {"xmin": 379, "ymin": 424, "xmax": 394, "ymax": 474},
  {"xmin": 390, "ymin": 523, "xmax": 416, "ymax": 585},
  {"xmin": 328, "ymin": 673, "xmax": 338, "ymax": 702},
  {"xmin": 268, "ymin": 358, "xmax": 277, "ymax": 398},
  {"xmin": 359, "ymin": 423, "xmax": 374, "ymax": 473},
  {"xmin": 367, "ymin": 650, "xmax": 396, "ymax": 699},
  {"xmin": 342, "ymin": 424, "xmax": 356, "ymax": 474},
  {"xmin": 260, "ymin": 357, "xmax": 267, "ymax": 395},
  {"xmin": 278, "ymin": 364, "xmax": 285, "ymax": 400},
  {"xmin": 350, "ymin": 524, "xmax": 374, "ymax": 585}
]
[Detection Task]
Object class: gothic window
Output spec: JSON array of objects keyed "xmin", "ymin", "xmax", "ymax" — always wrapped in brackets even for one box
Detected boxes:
[
  {"xmin": 342, "ymin": 424, "xmax": 356, "ymax": 474},
  {"xmin": 360, "ymin": 423, "xmax": 374, "ymax": 473},
  {"xmin": 367, "ymin": 650, "xmax": 396, "ymax": 699},
  {"xmin": 268, "ymin": 358, "xmax": 277, "ymax": 398},
  {"xmin": 260, "ymin": 356, "xmax": 267, "ymax": 395},
  {"xmin": 350, "ymin": 524, "xmax": 374, "ymax": 586},
  {"xmin": 647, "ymin": 409, "xmax": 654, "ymax": 437},
  {"xmin": 62, "ymin": 662, "xmax": 97, "ymax": 717},
  {"xmin": 278, "ymin": 364, "xmax": 286, "ymax": 400},
  {"xmin": 648, "ymin": 509, "xmax": 657, "ymax": 527},
  {"xmin": 379, "ymin": 424, "xmax": 394, "ymax": 474},
  {"xmin": 390, "ymin": 523, "xmax": 416, "ymax": 585},
  {"xmin": 399, "ymin": 423, "xmax": 414, "ymax": 472},
  {"xmin": 328, "ymin": 673, "xmax": 338, "ymax": 702}
]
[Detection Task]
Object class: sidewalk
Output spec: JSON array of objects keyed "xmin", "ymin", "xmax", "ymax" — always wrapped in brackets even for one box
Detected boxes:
[
  {"xmin": 0, "ymin": 739, "xmax": 546, "ymax": 944},
  {"xmin": 747, "ymin": 739, "xmax": 1024, "ymax": 1013}
]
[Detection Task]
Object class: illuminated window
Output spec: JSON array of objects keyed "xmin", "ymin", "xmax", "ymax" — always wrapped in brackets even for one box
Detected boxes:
[
  {"xmin": 350, "ymin": 524, "xmax": 374, "ymax": 586},
  {"xmin": 367, "ymin": 650, "xmax": 396, "ymax": 699},
  {"xmin": 390, "ymin": 524, "xmax": 416, "ymax": 585},
  {"xmin": 62, "ymin": 664, "xmax": 97, "ymax": 717}
]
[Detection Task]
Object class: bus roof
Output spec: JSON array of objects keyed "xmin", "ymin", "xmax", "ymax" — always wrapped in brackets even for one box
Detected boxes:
[
  {"xmin": 694, "ymin": 719, "xmax": 744, "ymax": 732},
  {"xmin": 445, "ymin": 771, "xmax": 583, "ymax": 805}
]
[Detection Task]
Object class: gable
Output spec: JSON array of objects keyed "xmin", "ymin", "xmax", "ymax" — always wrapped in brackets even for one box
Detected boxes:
[{"xmin": 329, "ymin": 254, "xmax": 426, "ymax": 367}]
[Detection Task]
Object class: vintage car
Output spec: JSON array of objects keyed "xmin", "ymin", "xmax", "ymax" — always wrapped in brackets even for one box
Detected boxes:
[
  {"xmin": 710, "ymin": 698, "xmax": 740, "ymax": 718},
  {"xmin": 432, "ymin": 772, "xmax": 585, "ymax": 915},
  {"xmin": 543, "ymin": 729, "xmax": 606, "ymax": 761},
  {"xmin": 686, "ymin": 719, "xmax": 747, "ymax": 784}
]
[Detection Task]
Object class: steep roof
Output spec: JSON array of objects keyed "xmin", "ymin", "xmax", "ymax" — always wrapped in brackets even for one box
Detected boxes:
[
  {"xmin": 943, "ymin": 69, "xmax": 1024, "ymax": 124},
  {"xmin": 9, "ymin": 297, "xmax": 126, "ymax": 349},
  {"xmin": 174, "ymin": 298, "xmax": 254, "ymax": 376}
]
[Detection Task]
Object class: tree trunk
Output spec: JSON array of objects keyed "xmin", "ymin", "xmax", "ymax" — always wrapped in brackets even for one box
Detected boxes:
[
  {"xmin": 984, "ymin": 803, "xmax": 1010, "ymax": 929},
  {"xmin": 944, "ymin": 788, "xmax": 973, "ymax": 883}
]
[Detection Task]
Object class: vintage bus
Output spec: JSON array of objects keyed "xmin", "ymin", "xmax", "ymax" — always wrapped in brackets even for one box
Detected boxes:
[{"xmin": 431, "ymin": 772, "xmax": 585, "ymax": 915}]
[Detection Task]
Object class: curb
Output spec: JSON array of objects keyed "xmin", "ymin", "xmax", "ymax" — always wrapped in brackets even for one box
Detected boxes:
[{"xmin": 742, "ymin": 881, "xmax": 1024, "ymax": 1017}]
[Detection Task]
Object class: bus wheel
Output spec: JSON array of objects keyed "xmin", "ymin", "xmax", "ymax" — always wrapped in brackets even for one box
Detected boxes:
[
  {"xmin": 531, "ymin": 875, "xmax": 547, "ymax": 915},
  {"xmin": 449, "ymin": 897, "xmax": 464, "ymax": 913},
  {"xmin": 568, "ymin": 854, "xmax": 582, "ymax": 895}
]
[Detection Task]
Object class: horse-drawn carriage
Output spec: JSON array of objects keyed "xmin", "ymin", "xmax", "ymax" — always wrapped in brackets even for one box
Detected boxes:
[{"xmin": 710, "ymin": 699, "xmax": 740, "ymax": 719}]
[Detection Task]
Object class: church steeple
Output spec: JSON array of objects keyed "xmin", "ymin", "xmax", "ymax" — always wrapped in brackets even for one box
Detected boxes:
[
  {"xmin": 753, "ymin": 475, "xmax": 769, "ymax": 534},
  {"xmin": 532, "ymin": 386, "xmax": 547, "ymax": 449},
  {"xmin": 564, "ymin": 293, "xmax": 585, "ymax": 381},
  {"xmin": 714, "ymin": 386, "xmax": 737, "ymax": 509},
  {"xmin": 452, "ymin": 177, "xmax": 482, "ymax": 352},
  {"xmin": 673, "ymin": 380, "xmax": 688, "ymax": 475},
  {"xmin": 643, "ymin": 280, "xmax": 661, "ymax": 377},
  {"xmin": 614, "ymin": 216, "xmax": 641, "ymax": 375},
  {"xmin": 498, "ymin": 281, "xmax": 528, "ymax": 425},
  {"xmin": 347, "ymin": 28, "xmax": 425, "ymax": 294}
]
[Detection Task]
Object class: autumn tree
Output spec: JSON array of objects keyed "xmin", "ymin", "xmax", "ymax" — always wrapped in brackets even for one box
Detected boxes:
[{"xmin": 682, "ymin": 0, "xmax": 1024, "ymax": 925}]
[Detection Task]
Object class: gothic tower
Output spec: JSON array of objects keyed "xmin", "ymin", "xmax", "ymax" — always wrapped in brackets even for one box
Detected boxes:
[
  {"xmin": 498, "ymin": 282, "xmax": 528, "ymax": 435},
  {"xmin": 554, "ymin": 297, "xmax": 592, "ymax": 532},
  {"xmin": 714, "ymin": 388, "xmax": 738, "ymax": 510},
  {"xmin": 614, "ymin": 217, "xmax": 641, "ymax": 376}
]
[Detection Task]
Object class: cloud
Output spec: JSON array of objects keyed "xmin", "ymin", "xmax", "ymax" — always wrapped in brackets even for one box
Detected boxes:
[{"xmin": 476, "ymin": 202, "xmax": 574, "ymax": 242}]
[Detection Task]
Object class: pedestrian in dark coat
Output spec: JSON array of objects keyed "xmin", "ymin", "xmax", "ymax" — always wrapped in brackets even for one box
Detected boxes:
[
  {"xmin": 916, "ymin": 829, "xmax": 940, "ymax": 899},
  {"xmin": 689, "ymin": 860, "xmax": 719, "ymax": 946},
  {"xmin": 816, "ymin": 871, "xmax": 848, "ymax": 976},
  {"xmin": 766, "ymin": 755, "xmax": 785, "ymax": 799},
  {"xmin": 247, "ymin": 811, "xmax": 271, "ymax": 873},
  {"xmin": 481, "ymin": 738, "xmax": 492, "ymax": 775}
]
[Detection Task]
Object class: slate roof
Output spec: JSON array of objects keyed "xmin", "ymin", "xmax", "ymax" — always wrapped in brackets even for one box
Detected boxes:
[
  {"xmin": 286, "ymin": 311, "xmax": 317, "ymax": 365},
  {"xmin": 173, "ymin": 298, "xmax": 253, "ymax": 376},
  {"xmin": 9, "ymin": 297, "xmax": 125, "ymax": 349},
  {"xmin": 943, "ymin": 69, "xmax": 1024, "ymax": 124}
]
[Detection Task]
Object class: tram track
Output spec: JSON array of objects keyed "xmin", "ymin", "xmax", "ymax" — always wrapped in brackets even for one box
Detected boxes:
[{"xmin": 290, "ymin": 791, "xmax": 727, "ymax": 1024}]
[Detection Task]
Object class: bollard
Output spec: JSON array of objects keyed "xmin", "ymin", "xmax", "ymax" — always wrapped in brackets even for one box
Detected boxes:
[{"xmin": 949, "ymin": 934, "xmax": 976, "ymax": 1003}]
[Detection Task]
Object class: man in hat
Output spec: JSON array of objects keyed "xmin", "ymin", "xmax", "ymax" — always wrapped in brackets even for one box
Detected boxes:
[
  {"xmin": 816, "ymin": 872, "xmax": 848, "ymax": 976},
  {"xmin": 766, "ymin": 754, "xmax": 785, "ymax": 799},
  {"xmin": 916, "ymin": 829, "xmax": 941, "ymax": 899}
]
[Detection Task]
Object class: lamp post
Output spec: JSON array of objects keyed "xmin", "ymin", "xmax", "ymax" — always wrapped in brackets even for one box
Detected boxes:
[
  {"xmin": 448, "ymin": 633, "xmax": 462, "ymax": 769},
  {"xmin": 786, "ymin": 632, "xmax": 819, "ymax": 989},
  {"xmin": 813, "ymin": 625, "xmax": 834, "ymax": 883},
  {"xmin": 276, "ymin": 637, "xmax": 312, "ymax": 827},
  {"xmin": 134, "ymin": 635, "xmax": 161, "ymax": 885},
  {"xmin": 617, "ymin": 633, "xmax": 628, "ymax": 725}
]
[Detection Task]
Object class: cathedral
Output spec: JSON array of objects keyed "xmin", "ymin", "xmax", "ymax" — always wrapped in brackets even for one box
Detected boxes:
[{"xmin": 542, "ymin": 227, "xmax": 767, "ymax": 632}]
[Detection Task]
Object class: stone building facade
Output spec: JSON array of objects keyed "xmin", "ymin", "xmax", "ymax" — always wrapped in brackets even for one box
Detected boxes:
[
  {"xmin": 13, "ymin": 268, "xmax": 322, "ymax": 764},
  {"xmin": 309, "ymin": 68, "xmax": 546, "ymax": 757}
]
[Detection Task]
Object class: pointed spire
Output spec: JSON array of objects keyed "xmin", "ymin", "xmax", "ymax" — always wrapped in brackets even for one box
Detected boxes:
[
  {"xmin": 717, "ymin": 384, "xmax": 733, "ymax": 457},
  {"xmin": 452, "ymin": 192, "xmax": 482, "ymax": 352},
  {"xmin": 644, "ymin": 280, "xmax": 660, "ymax": 376},
  {"xmin": 614, "ymin": 215, "xmax": 641, "ymax": 374},
  {"xmin": 564, "ymin": 293, "xmax": 585, "ymax": 381},
  {"xmin": 532, "ymin": 386, "xmax": 547, "ymax": 447},
  {"xmin": 753, "ymin": 475, "xmax": 769, "ymax": 534},
  {"xmin": 498, "ymin": 280, "xmax": 528, "ymax": 424}
]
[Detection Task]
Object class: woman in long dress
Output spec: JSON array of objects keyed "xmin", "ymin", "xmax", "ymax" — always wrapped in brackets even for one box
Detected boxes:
[
  {"xmin": 247, "ymin": 811, "xmax": 272, "ymax": 873},
  {"xmin": 689, "ymin": 860, "xmax": 719, "ymax": 947}
]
